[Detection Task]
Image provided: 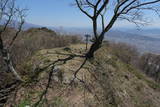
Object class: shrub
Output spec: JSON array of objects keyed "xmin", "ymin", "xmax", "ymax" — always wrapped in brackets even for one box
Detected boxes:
[
  {"xmin": 0, "ymin": 27, "xmax": 83, "ymax": 83},
  {"xmin": 139, "ymin": 53, "xmax": 160, "ymax": 82},
  {"xmin": 107, "ymin": 42, "xmax": 139, "ymax": 66}
]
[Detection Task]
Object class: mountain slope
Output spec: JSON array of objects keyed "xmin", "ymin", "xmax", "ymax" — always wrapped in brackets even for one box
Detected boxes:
[
  {"xmin": 52, "ymin": 27, "xmax": 160, "ymax": 54},
  {"xmin": 5, "ymin": 44, "xmax": 160, "ymax": 107}
]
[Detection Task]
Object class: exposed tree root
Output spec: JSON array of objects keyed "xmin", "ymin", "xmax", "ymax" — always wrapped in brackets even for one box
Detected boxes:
[
  {"xmin": 0, "ymin": 80, "xmax": 21, "ymax": 107},
  {"xmin": 33, "ymin": 54, "xmax": 81, "ymax": 107}
]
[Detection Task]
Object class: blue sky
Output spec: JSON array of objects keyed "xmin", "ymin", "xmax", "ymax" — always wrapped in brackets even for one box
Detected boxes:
[
  {"xmin": 17, "ymin": 0, "xmax": 92, "ymax": 28},
  {"xmin": 16, "ymin": 0, "xmax": 160, "ymax": 29}
]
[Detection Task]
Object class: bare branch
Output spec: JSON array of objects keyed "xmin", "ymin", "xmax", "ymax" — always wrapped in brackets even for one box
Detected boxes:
[
  {"xmin": 0, "ymin": 0, "xmax": 27, "ymax": 81},
  {"xmin": 86, "ymin": 0, "xmax": 95, "ymax": 7},
  {"xmin": 96, "ymin": 0, "xmax": 109, "ymax": 17},
  {"xmin": 75, "ymin": 0, "xmax": 160, "ymax": 58},
  {"xmin": 9, "ymin": 8, "xmax": 26, "ymax": 47},
  {"xmin": 100, "ymin": 6, "xmax": 107, "ymax": 31},
  {"xmin": 75, "ymin": 0, "xmax": 93, "ymax": 19},
  {"xmin": 118, "ymin": 0, "xmax": 137, "ymax": 14}
]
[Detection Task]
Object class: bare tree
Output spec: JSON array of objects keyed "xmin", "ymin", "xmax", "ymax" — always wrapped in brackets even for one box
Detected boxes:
[
  {"xmin": 75, "ymin": 0, "xmax": 160, "ymax": 58},
  {"xmin": 0, "ymin": 0, "xmax": 26, "ymax": 81}
]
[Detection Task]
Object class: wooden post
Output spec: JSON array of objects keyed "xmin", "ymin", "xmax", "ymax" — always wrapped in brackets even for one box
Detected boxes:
[{"xmin": 85, "ymin": 34, "xmax": 90, "ymax": 51}]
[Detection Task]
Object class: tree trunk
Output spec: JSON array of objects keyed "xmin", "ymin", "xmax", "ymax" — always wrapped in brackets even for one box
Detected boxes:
[
  {"xmin": 0, "ymin": 48, "xmax": 23, "ymax": 82},
  {"xmin": 86, "ymin": 35, "xmax": 104, "ymax": 59}
]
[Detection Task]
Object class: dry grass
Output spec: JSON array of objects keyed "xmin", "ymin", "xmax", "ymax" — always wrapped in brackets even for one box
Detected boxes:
[{"xmin": 5, "ymin": 44, "xmax": 160, "ymax": 107}]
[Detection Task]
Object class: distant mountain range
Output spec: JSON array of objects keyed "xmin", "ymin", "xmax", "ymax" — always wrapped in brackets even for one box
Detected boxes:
[
  {"xmin": 23, "ymin": 22, "xmax": 42, "ymax": 29},
  {"xmin": 120, "ymin": 28, "xmax": 160, "ymax": 39},
  {"xmin": 18, "ymin": 22, "xmax": 160, "ymax": 54},
  {"xmin": 106, "ymin": 30, "xmax": 160, "ymax": 54}
]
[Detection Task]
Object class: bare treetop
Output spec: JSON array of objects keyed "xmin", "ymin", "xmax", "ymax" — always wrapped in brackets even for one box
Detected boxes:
[
  {"xmin": 76, "ymin": 0, "xmax": 160, "ymax": 35},
  {"xmin": 0, "ymin": 0, "xmax": 26, "ymax": 81},
  {"xmin": 75, "ymin": 0, "xmax": 160, "ymax": 58}
]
